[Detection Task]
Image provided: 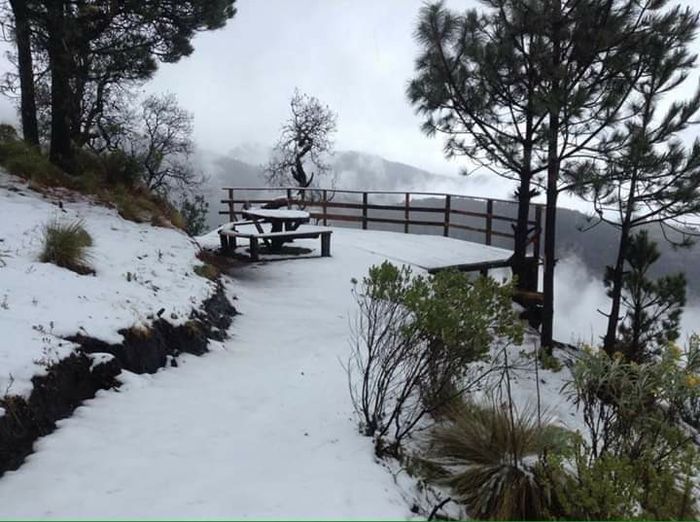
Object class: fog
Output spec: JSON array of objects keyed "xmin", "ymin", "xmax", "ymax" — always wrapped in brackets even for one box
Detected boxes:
[{"xmin": 554, "ymin": 254, "xmax": 700, "ymax": 347}]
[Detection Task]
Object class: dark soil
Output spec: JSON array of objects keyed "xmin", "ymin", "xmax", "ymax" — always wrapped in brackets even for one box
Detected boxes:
[{"xmin": 0, "ymin": 282, "xmax": 236, "ymax": 477}]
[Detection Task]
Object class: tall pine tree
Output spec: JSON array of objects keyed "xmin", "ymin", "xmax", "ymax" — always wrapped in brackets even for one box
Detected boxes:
[
  {"xmin": 408, "ymin": 1, "xmax": 549, "ymax": 291},
  {"xmin": 409, "ymin": 0, "xmax": 658, "ymax": 352},
  {"xmin": 574, "ymin": 4, "xmax": 700, "ymax": 357}
]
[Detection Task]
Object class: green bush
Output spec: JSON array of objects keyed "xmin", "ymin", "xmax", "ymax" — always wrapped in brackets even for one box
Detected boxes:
[
  {"xmin": 550, "ymin": 438, "xmax": 697, "ymax": 520},
  {"xmin": 425, "ymin": 401, "xmax": 567, "ymax": 520},
  {"xmin": 179, "ymin": 194, "xmax": 210, "ymax": 236},
  {"xmin": 40, "ymin": 219, "xmax": 94, "ymax": 275},
  {"xmin": 0, "ymin": 138, "xmax": 72, "ymax": 188},
  {"xmin": 348, "ymin": 261, "xmax": 524, "ymax": 454},
  {"xmin": 552, "ymin": 347, "xmax": 700, "ymax": 518},
  {"xmin": 100, "ymin": 150, "xmax": 143, "ymax": 187}
]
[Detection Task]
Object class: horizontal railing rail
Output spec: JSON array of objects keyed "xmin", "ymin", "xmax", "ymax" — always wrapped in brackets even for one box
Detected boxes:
[{"xmin": 219, "ymin": 186, "xmax": 543, "ymax": 258}]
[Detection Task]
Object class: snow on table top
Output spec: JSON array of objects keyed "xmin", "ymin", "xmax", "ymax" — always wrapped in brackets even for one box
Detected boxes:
[
  {"xmin": 0, "ymin": 224, "xmax": 526, "ymax": 518},
  {"xmin": 0, "ymin": 172, "xmax": 215, "ymax": 397},
  {"xmin": 241, "ymin": 208, "xmax": 310, "ymax": 220}
]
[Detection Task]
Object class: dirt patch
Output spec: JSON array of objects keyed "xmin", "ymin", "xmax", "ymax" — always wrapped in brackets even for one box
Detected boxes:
[{"xmin": 0, "ymin": 283, "xmax": 236, "ymax": 477}]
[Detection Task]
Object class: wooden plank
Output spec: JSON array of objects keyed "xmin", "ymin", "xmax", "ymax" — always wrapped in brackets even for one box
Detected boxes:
[
  {"xmin": 448, "ymin": 222, "xmax": 516, "ymax": 238},
  {"xmin": 321, "ymin": 232, "xmax": 331, "ymax": 257},
  {"xmin": 404, "ymin": 193, "xmax": 409, "ymax": 234},
  {"xmin": 322, "ymin": 189, "xmax": 328, "ymax": 226},
  {"xmin": 249, "ymin": 236, "xmax": 259, "ymax": 261},
  {"xmin": 367, "ymin": 216, "xmax": 445, "ymax": 227},
  {"xmin": 448, "ymin": 223, "xmax": 488, "ymax": 234},
  {"xmin": 227, "ymin": 188, "xmax": 235, "ymax": 222},
  {"xmin": 486, "ymin": 199, "xmax": 493, "ymax": 246},
  {"xmin": 362, "ymin": 192, "xmax": 368, "ymax": 230},
  {"xmin": 512, "ymin": 289, "xmax": 544, "ymax": 304},
  {"xmin": 220, "ymin": 186, "xmax": 539, "ymax": 206},
  {"xmin": 444, "ymin": 195, "xmax": 451, "ymax": 237},
  {"xmin": 220, "ymin": 199, "xmax": 277, "ymax": 206},
  {"xmin": 427, "ymin": 258, "xmax": 512, "ymax": 274}
]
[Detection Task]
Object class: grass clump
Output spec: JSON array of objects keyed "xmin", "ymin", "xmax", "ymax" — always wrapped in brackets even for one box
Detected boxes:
[
  {"xmin": 39, "ymin": 219, "xmax": 94, "ymax": 275},
  {"xmin": 425, "ymin": 402, "xmax": 566, "ymax": 520},
  {"xmin": 0, "ymin": 138, "xmax": 73, "ymax": 189},
  {"xmin": 539, "ymin": 350, "xmax": 563, "ymax": 372},
  {"xmin": 193, "ymin": 262, "xmax": 219, "ymax": 281}
]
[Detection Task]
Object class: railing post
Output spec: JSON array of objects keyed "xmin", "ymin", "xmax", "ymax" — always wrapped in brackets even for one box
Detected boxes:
[
  {"xmin": 404, "ymin": 192, "xmax": 410, "ymax": 234},
  {"xmin": 362, "ymin": 192, "xmax": 368, "ymax": 230},
  {"xmin": 322, "ymin": 189, "xmax": 328, "ymax": 226},
  {"xmin": 286, "ymin": 188, "xmax": 292, "ymax": 207},
  {"xmin": 485, "ymin": 199, "xmax": 493, "ymax": 245},
  {"xmin": 443, "ymin": 195, "xmax": 451, "ymax": 237},
  {"xmin": 227, "ymin": 188, "xmax": 234, "ymax": 222}
]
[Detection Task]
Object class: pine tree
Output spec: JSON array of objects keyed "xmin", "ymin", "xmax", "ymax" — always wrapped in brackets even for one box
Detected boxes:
[
  {"xmin": 610, "ymin": 230, "xmax": 686, "ymax": 361},
  {"xmin": 408, "ymin": 0, "xmax": 659, "ymax": 352},
  {"xmin": 574, "ymin": 4, "xmax": 700, "ymax": 356},
  {"xmin": 408, "ymin": 1, "xmax": 549, "ymax": 291}
]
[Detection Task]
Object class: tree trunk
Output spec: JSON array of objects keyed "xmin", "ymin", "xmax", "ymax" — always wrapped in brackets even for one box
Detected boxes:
[
  {"xmin": 603, "ymin": 223, "xmax": 630, "ymax": 355},
  {"xmin": 541, "ymin": 116, "xmax": 559, "ymax": 353},
  {"xmin": 9, "ymin": 0, "xmax": 39, "ymax": 146},
  {"xmin": 46, "ymin": 0, "xmax": 75, "ymax": 173},
  {"xmin": 512, "ymin": 134, "xmax": 534, "ymax": 290},
  {"xmin": 541, "ymin": 0, "xmax": 562, "ymax": 354}
]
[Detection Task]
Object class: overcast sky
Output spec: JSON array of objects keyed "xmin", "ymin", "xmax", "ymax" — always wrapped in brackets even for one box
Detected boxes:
[
  {"xmin": 1, "ymin": 0, "xmax": 698, "ymax": 179},
  {"xmin": 144, "ymin": 0, "xmax": 472, "ymax": 175}
]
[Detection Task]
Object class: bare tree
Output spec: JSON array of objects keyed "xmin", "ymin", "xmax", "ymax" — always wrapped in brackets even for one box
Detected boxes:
[
  {"xmin": 128, "ymin": 93, "xmax": 198, "ymax": 193},
  {"xmin": 265, "ymin": 89, "xmax": 337, "ymax": 190}
]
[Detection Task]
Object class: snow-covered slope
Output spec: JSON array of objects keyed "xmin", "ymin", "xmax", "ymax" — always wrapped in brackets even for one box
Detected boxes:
[
  {"xmin": 0, "ymin": 171, "xmax": 215, "ymax": 398},
  {"xmin": 0, "ymin": 218, "xmax": 579, "ymax": 518}
]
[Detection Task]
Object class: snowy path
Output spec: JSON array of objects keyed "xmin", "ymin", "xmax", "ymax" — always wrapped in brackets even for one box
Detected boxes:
[{"xmin": 0, "ymin": 229, "xmax": 512, "ymax": 518}]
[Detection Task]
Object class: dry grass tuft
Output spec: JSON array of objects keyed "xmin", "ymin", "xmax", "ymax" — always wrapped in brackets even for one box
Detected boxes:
[
  {"xmin": 425, "ymin": 401, "xmax": 566, "ymax": 520},
  {"xmin": 39, "ymin": 219, "xmax": 95, "ymax": 275}
]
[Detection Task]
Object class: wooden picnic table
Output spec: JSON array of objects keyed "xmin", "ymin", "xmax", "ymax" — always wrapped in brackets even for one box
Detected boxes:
[{"xmin": 240, "ymin": 208, "xmax": 311, "ymax": 252}]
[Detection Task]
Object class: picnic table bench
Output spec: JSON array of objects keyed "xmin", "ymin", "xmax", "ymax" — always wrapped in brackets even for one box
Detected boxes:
[{"xmin": 219, "ymin": 208, "xmax": 333, "ymax": 260}]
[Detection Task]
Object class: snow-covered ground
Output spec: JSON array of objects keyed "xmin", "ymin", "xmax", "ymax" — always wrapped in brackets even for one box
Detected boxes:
[
  {"xmin": 0, "ymin": 172, "xmax": 215, "ymax": 398},
  {"xmin": 0, "ymin": 176, "xmax": 577, "ymax": 518}
]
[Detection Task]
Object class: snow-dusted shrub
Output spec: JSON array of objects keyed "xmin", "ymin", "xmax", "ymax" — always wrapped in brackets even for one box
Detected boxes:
[
  {"xmin": 40, "ymin": 219, "xmax": 94, "ymax": 275},
  {"xmin": 553, "ymin": 347, "xmax": 700, "ymax": 519},
  {"xmin": 348, "ymin": 261, "xmax": 523, "ymax": 456},
  {"xmin": 425, "ymin": 401, "xmax": 566, "ymax": 520},
  {"xmin": 550, "ymin": 437, "xmax": 697, "ymax": 520}
]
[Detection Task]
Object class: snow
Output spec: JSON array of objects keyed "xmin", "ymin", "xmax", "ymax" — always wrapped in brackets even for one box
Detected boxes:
[
  {"xmin": 0, "ymin": 172, "xmax": 215, "ymax": 397},
  {"xmin": 0, "ymin": 174, "xmax": 579, "ymax": 518},
  {"xmin": 211, "ymin": 223, "xmax": 512, "ymax": 269},
  {"xmin": 242, "ymin": 208, "xmax": 310, "ymax": 220}
]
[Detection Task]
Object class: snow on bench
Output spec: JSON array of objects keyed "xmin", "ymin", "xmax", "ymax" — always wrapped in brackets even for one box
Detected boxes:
[{"xmin": 219, "ymin": 224, "xmax": 332, "ymax": 260}]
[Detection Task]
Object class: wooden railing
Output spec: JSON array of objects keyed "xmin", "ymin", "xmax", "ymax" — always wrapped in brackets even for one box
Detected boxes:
[{"xmin": 220, "ymin": 186, "xmax": 543, "ymax": 258}]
